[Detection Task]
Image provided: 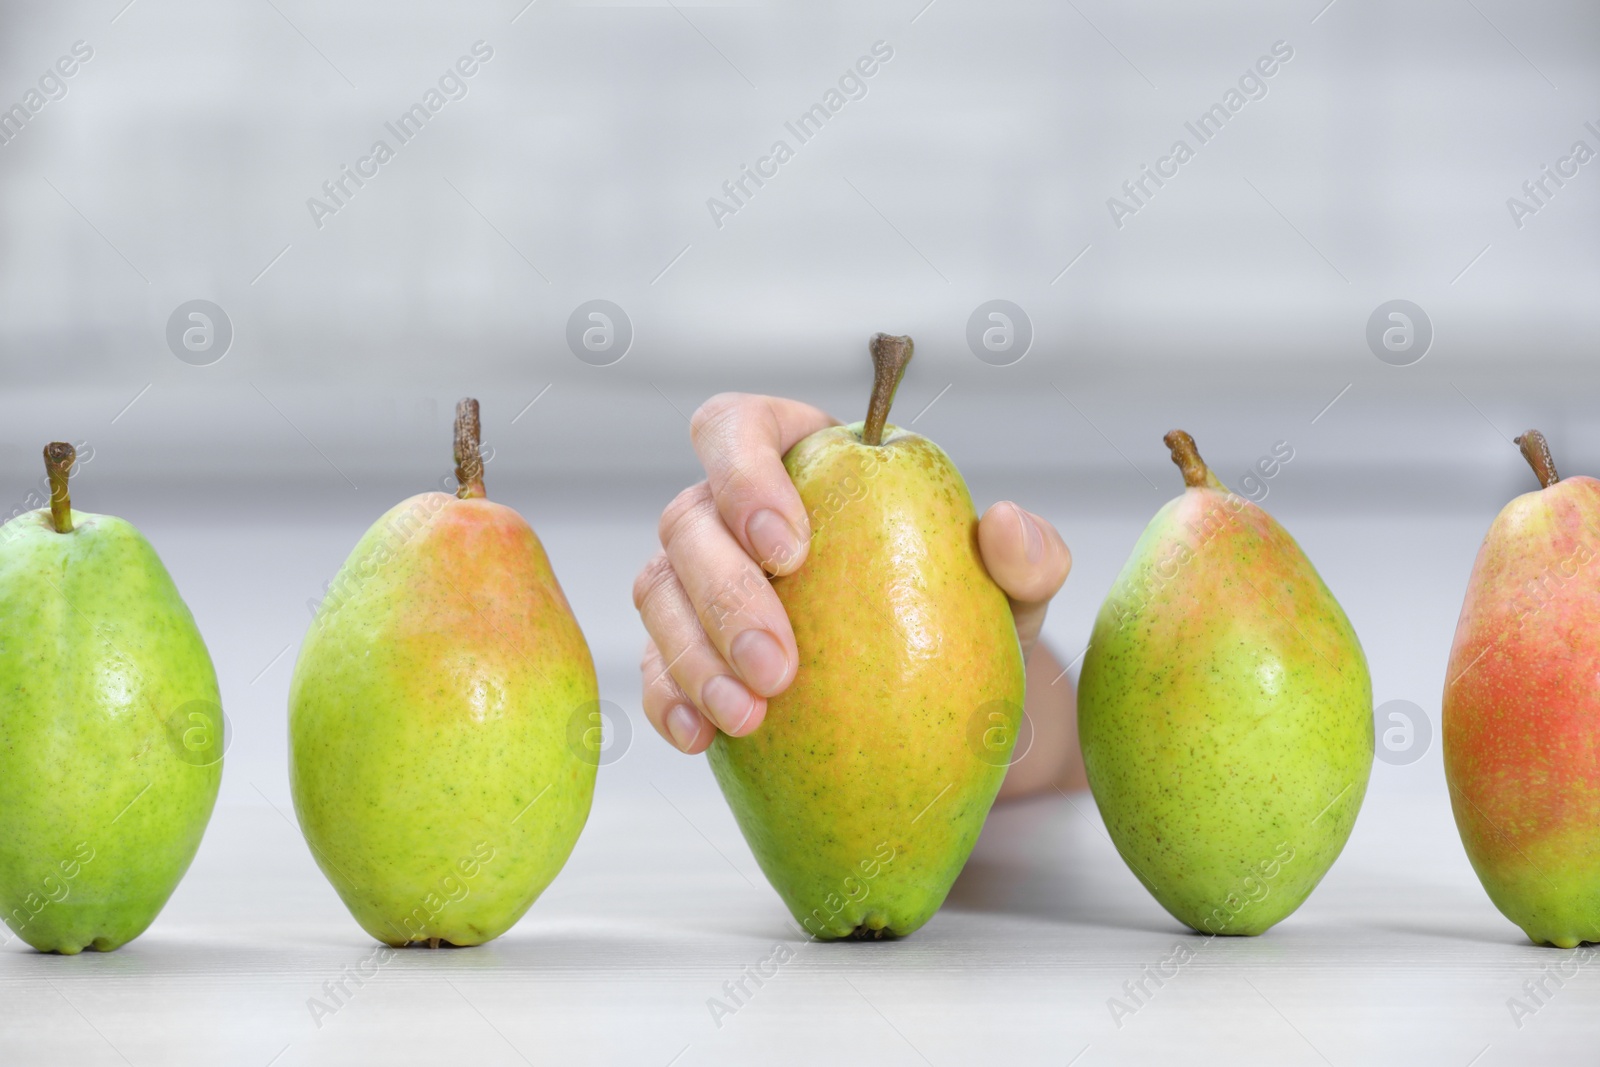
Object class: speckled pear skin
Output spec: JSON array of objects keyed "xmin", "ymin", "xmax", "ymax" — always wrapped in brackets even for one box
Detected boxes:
[
  {"xmin": 1443, "ymin": 473, "xmax": 1600, "ymax": 949},
  {"xmin": 709, "ymin": 422, "xmax": 1025, "ymax": 940},
  {"xmin": 0, "ymin": 508, "xmax": 223, "ymax": 954},
  {"xmin": 289, "ymin": 492, "xmax": 598, "ymax": 947},
  {"xmin": 1078, "ymin": 480, "xmax": 1372, "ymax": 936}
]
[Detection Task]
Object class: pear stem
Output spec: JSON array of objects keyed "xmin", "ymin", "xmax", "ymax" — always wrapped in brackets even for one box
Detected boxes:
[
  {"xmin": 1163, "ymin": 430, "xmax": 1226, "ymax": 490},
  {"xmin": 454, "ymin": 398, "xmax": 486, "ymax": 499},
  {"xmin": 43, "ymin": 442, "xmax": 74, "ymax": 533},
  {"xmin": 861, "ymin": 333, "xmax": 913, "ymax": 447},
  {"xmin": 1515, "ymin": 429, "xmax": 1560, "ymax": 489}
]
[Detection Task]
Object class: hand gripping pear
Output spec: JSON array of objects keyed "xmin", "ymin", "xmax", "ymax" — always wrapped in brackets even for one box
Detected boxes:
[{"xmin": 709, "ymin": 335, "xmax": 1026, "ymax": 940}]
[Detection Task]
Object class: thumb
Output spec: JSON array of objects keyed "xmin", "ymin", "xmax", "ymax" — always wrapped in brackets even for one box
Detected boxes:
[{"xmin": 977, "ymin": 502, "xmax": 1071, "ymax": 656}]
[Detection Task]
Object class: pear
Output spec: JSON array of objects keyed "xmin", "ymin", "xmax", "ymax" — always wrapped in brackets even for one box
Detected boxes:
[
  {"xmin": 709, "ymin": 334, "xmax": 1025, "ymax": 940},
  {"xmin": 1078, "ymin": 431, "xmax": 1372, "ymax": 935},
  {"xmin": 289, "ymin": 400, "xmax": 598, "ymax": 947},
  {"xmin": 0, "ymin": 443, "xmax": 223, "ymax": 953},
  {"xmin": 1443, "ymin": 430, "xmax": 1600, "ymax": 948}
]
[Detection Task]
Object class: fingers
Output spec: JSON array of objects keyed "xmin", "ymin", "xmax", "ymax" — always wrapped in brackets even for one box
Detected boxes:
[
  {"xmin": 978, "ymin": 502, "xmax": 1072, "ymax": 656},
  {"xmin": 689, "ymin": 393, "xmax": 838, "ymax": 577},
  {"xmin": 632, "ymin": 551, "xmax": 767, "ymax": 740},
  {"xmin": 658, "ymin": 482, "xmax": 797, "ymax": 698},
  {"xmin": 639, "ymin": 639, "xmax": 716, "ymax": 754},
  {"xmin": 632, "ymin": 393, "xmax": 833, "ymax": 756}
]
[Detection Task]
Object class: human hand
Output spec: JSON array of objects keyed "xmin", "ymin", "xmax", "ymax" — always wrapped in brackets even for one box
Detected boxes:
[{"xmin": 633, "ymin": 393, "xmax": 1072, "ymax": 755}]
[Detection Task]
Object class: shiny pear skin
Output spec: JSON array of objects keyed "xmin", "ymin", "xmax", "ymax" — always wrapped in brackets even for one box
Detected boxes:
[
  {"xmin": 1079, "ymin": 473, "xmax": 1372, "ymax": 936},
  {"xmin": 1443, "ymin": 471, "xmax": 1600, "ymax": 948},
  {"xmin": 289, "ymin": 492, "xmax": 598, "ymax": 946},
  {"xmin": 0, "ymin": 509, "xmax": 223, "ymax": 953},
  {"xmin": 709, "ymin": 422, "xmax": 1025, "ymax": 939}
]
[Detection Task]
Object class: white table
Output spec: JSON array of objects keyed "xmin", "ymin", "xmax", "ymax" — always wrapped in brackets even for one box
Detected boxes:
[
  {"xmin": 1, "ymin": 489, "xmax": 1592, "ymax": 1065},
  {"xmin": 1, "ymin": 780, "xmax": 1586, "ymax": 1066}
]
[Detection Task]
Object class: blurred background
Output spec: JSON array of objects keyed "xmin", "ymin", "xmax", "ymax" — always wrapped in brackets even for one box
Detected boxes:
[
  {"xmin": 2, "ymin": 1, "xmax": 1599, "ymax": 1061},
  {"xmin": 3, "ymin": 0, "xmax": 1599, "ymax": 800},
  {"xmin": 0, "ymin": 0, "xmax": 1595, "ymax": 813}
]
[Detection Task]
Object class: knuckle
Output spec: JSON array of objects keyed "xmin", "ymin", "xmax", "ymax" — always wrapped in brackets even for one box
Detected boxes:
[
  {"xmin": 688, "ymin": 392, "xmax": 749, "ymax": 445},
  {"xmin": 632, "ymin": 554, "xmax": 678, "ymax": 614},
  {"xmin": 658, "ymin": 482, "xmax": 716, "ymax": 549},
  {"xmin": 646, "ymin": 665, "xmax": 685, "ymax": 703}
]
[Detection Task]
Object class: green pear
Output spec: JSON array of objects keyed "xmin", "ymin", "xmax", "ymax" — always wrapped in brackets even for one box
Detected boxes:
[
  {"xmin": 1078, "ymin": 431, "xmax": 1372, "ymax": 935},
  {"xmin": 0, "ymin": 443, "xmax": 223, "ymax": 953},
  {"xmin": 709, "ymin": 335, "xmax": 1025, "ymax": 940},
  {"xmin": 289, "ymin": 400, "xmax": 598, "ymax": 947}
]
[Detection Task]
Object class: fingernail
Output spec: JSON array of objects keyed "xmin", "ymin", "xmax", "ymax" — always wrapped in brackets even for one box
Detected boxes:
[
  {"xmin": 730, "ymin": 628, "xmax": 790, "ymax": 696},
  {"xmin": 665, "ymin": 703, "xmax": 701, "ymax": 751},
  {"xmin": 747, "ymin": 509, "xmax": 800, "ymax": 575},
  {"xmin": 1015, "ymin": 504, "xmax": 1043, "ymax": 563},
  {"xmin": 701, "ymin": 675, "xmax": 757, "ymax": 734}
]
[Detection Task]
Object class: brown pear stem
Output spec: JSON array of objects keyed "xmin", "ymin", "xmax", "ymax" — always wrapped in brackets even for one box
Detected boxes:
[
  {"xmin": 43, "ymin": 442, "xmax": 74, "ymax": 533},
  {"xmin": 454, "ymin": 398, "xmax": 486, "ymax": 499},
  {"xmin": 1515, "ymin": 430, "xmax": 1559, "ymax": 489},
  {"xmin": 1163, "ymin": 430, "xmax": 1226, "ymax": 490},
  {"xmin": 861, "ymin": 333, "xmax": 913, "ymax": 446}
]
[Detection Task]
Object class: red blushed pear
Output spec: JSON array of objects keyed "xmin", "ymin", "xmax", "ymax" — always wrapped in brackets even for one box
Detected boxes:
[
  {"xmin": 1444, "ymin": 429, "xmax": 1600, "ymax": 948},
  {"xmin": 289, "ymin": 399, "xmax": 599, "ymax": 947}
]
